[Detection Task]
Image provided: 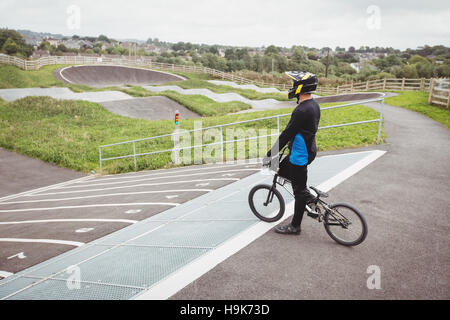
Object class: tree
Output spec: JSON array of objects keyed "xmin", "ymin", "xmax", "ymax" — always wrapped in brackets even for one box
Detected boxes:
[
  {"xmin": 97, "ymin": 34, "xmax": 110, "ymax": 43},
  {"xmin": 2, "ymin": 38, "xmax": 20, "ymax": 55},
  {"xmin": 264, "ymin": 45, "xmax": 278, "ymax": 56}
]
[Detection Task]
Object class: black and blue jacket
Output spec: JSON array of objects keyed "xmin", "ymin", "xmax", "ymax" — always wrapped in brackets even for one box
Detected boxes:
[{"xmin": 267, "ymin": 98, "xmax": 321, "ymax": 166}]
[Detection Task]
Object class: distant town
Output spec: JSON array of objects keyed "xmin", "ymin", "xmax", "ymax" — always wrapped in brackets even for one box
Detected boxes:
[{"xmin": 1, "ymin": 28, "xmax": 449, "ymax": 83}]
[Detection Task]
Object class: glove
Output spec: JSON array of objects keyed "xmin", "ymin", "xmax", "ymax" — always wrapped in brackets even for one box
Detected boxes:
[{"xmin": 262, "ymin": 155, "xmax": 272, "ymax": 167}]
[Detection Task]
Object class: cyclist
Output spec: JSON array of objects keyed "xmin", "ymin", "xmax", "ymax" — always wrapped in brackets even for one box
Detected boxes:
[{"xmin": 263, "ymin": 71, "xmax": 321, "ymax": 235}]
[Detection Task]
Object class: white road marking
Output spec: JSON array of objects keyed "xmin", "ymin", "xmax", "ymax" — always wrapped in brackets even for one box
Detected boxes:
[
  {"xmin": 26, "ymin": 179, "xmax": 239, "ymax": 197},
  {"xmin": 0, "ymin": 189, "xmax": 212, "ymax": 205},
  {"xmin": 0, "ymin": 238, "xmax": 84, "ymax": 247},
  {"xmin": 165, "ymin": 195, "xmax": 179, "ymax": 199},
  {"xmin": 0, "ymin": 175, "xmax": 94, "ymax": 203},
  {"xmin": 125, "ymin": 209, "xmax": 142, "ymax": 214},
  {"xmin": 222, "ymin": 173, "xmax": 235, "ymax": 177},
  {"xmin": 0, "ymin": 271, "xmax": 14, "ymax": 278},
  {"xmin": 0, "ymin": 219, "xmax": 138, "ymax": 225},
  {"xmin": 59, "ymin": 66, "xmax": 76, "ymax": 84},
  {"xmin": 7, "ymin": 252, "xmax": 26, "ymax": 260},
  {"xmin": 0, "ymin": 202, "xmax": 179, "ymax": 213},
  {"xmin": 80, "ymin": 161, "xmax": 260, "ymax": 183},
  {"xmin": 195, "ymin": 183, "xmax": 210, "ymax": 187},
  {"xmin": 75, "ymin": 228, "xmax": 94, "ymax": 233},
  {"xmin": 56, "ymin": 169, "xmax": 258, "ymax": 189},
  {"xmin": 133, "ymin": 150, "xmax": 387, "ymax": 300}
]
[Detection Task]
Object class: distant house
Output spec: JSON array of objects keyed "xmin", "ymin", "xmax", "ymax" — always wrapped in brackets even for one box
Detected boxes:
[
  {"xmin": 31, "ymin": 50, "xmax": 50, "ymax": 58},
  {"xmin": 64, "ymin": 39, "xmax": 93, "ymax": 50},
  {"xmin": 45, "ymin": 37, "xmax": 60, "ymax": 47}
]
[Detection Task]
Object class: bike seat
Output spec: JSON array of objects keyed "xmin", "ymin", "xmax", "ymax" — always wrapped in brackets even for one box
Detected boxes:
[{"xmin": 310, "ymin": 186, "xmax": 329, "ymax": 198}]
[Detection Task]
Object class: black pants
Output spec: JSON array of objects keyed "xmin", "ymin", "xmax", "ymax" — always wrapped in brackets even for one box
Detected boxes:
[{"xmin": 279, "ymin": 157, "xmax": 309, "ymax": 228}]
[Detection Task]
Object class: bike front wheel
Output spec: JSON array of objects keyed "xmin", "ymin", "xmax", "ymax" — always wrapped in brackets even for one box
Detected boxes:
[
  {"xmin": 324, "ymin": 203, "xmax": 368, "ymax": 246},
  {"xmin": 248, "ymin": 184, "xmax": 285, "ymax": 222}
]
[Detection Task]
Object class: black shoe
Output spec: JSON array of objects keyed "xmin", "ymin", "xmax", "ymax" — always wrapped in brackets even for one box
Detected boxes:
[
  {"xmin": 307, "ymin": 211, "xmax": 319, "ymax": 219},
  {"xmin": 274, "ymin": 224, "xmax": 301, "ymax": 235}
]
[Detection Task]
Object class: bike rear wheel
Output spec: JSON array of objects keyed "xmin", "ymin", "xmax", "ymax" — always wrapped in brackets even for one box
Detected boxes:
[
  {"xmin": 324, "ymin": 203, "xmax": 368, "ymax": 246},
  {"xmin": 248, "ymin": 184, "xmax": 285, "ymax": 222}
]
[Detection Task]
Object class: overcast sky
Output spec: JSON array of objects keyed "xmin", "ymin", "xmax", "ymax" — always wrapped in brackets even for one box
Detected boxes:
[{"xmin": 1, "ymin": 0, "xmax": 449, "ymax": 50}]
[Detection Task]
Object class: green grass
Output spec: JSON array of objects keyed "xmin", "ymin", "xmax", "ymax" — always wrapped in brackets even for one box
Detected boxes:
[
  {"xmin": 0, "ymin": 96, "xmax": 385, "ymax": 174},
  {"xmin": 385, "ymin": 91, "xmax": 450, "ymax": 129},
  {"xmin": 0, "ymin": 64, "xmax": 67, "ymax": 88}
]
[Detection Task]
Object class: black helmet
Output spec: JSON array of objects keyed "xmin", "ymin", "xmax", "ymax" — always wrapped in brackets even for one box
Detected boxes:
[{"xmin": 286, "ymin": 71, "xmax": 318, "ymax": 100}]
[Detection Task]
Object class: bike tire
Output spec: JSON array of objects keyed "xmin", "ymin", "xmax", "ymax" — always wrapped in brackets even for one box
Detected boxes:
[
  {"xmin": 324, "ymin": 203, "xmax": 368, "ymax": 246},
  {"xmin": 248, "ymin": 184, "xmax": 285, "ymax": 222}
]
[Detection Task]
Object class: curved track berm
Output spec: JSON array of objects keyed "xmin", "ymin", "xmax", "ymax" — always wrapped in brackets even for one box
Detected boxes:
[{"xmin": 54, "ymin": 65, "xmax": 185, "ymax": 87}]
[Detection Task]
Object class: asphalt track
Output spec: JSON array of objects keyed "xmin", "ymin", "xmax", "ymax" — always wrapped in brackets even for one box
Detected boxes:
[
  {"xmin": 54, "ymin": 65, "xmax": 185, "ymax": 88},
  {"xmin": 169, "ymin": 102, "xmax": 450, "ymax": 300},
  {"xmin": 99, "ymin": 96, "xmax": 200, "ymax": 121}
]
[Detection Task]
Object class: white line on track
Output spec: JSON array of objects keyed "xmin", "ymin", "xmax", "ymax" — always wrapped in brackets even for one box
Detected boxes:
[
  {"xmin": 59, "ymin": 66, "xmax": 76, "ymax": 84},
  {"xmin": 61, "ymin": 169, "xmax": 260, "ymax": 189},
  {"xmin": 0, "ymin": 189, "xmax": 212, "ymax": 205},
  {"xmin": 0, "ymin": 202, "xmax": 179, "ymax": 213},
  {"xmin": 0, "ymin": 175, "xmax": 94, "ymax": 203},
  {"xmin": 133, "ymin": 150, "xmax": 387, "ymax": 300},
  {"xmin": 0, "ymin": 238, "xmax": 84, "ymax": 247},
  {"xmin": 93, "ymin": 160, "xmax": 261, "ymax": 181},
  {"xmin": 27, "ymin": 178, "xmax": 239, "ymax": 197},
  {"xmin": 0, "ymin": 219, "xmax": 138, "ymax": 225}
]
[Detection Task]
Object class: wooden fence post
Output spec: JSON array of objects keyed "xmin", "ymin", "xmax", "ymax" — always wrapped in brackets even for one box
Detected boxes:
[
  {"xmin": 383, "ymin": 78, "xmax": 387, "ymax": 90},
  {"xmin": 420, "ymin": 78, "xmax": 425, "ymax": 91},
  {"xmin": 366, "ymin": 81, "xmax": 369, "ymax": 91},
  {"xmin": 428, "ymin": 78, "xmax": 435, "ymax": 104},
  {"xmin": 401, "ymin": 78, "xmax": 405, "ymax": 90},
  {"xmin": 350, "ymin": 81, "xmax": 353, "ymax": 92}
]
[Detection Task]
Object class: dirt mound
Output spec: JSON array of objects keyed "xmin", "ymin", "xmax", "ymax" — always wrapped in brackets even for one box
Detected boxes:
[{"xmin": 55, "ymin": 65, "xmax": 184, "ymax": 88}]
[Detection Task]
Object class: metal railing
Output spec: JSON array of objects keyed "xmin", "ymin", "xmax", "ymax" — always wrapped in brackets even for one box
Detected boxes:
[{"xmin": 98, "ymin": 97, "xmax": 385, "ymax": 175}]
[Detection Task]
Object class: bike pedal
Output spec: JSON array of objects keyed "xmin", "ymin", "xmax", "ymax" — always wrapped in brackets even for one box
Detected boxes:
[{"xmin": 307, "ymin": 212, "xmax": 319, "ymax": 219}]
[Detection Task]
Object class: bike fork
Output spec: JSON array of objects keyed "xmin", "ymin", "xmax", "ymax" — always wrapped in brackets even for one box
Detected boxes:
[{"xmin": 264, "ymin": 176, "xmax": 278, "ymax": 206}]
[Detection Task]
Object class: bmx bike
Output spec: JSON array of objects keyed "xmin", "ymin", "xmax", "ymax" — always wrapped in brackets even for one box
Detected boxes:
[{"xmin": 248, "ymin": 148, "xmax": 368, "ymax": 246}]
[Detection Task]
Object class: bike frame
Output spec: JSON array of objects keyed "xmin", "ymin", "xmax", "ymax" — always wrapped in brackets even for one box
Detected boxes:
[{"xmin": 265, "ymin": 148, "xmax": 350, "ymax": 227}]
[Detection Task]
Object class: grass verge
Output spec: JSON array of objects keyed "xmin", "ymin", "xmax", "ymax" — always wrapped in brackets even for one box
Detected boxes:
[{"xmin": 384, "ymin": 91, "xmax": 450, "ymax": 129}]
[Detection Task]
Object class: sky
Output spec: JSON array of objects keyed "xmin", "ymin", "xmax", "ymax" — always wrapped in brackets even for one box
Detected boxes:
[{"xmin": 1, "ymin": 0, "xmax": 449, "ymax": 50}]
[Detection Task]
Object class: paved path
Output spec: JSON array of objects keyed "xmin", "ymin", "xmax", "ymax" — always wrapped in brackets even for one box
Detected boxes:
[
  {"xmin": 0, "ymin": 148, "xmax": 84, "ymax": 199},
  {"xmin": 0, "ymin": 88, "xmax": 132, "ymax": 103},
  {"xmin": 99, "ymin": 96, "xmax": 200, "ymax": 120},
  {"xmin": 170, "ymin": 102, "xmax": 450, "ymax": 300},
  {"xmin": 143, "ymin": 85, "xmax": 291, "ymax": 111},
  {"xmin": 207, "ymin": 80, "xmax": 284, "ymax": 93},
  {"xmin": 0, "ymin": 151, "xmax": 383, "ymax": 299}
]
